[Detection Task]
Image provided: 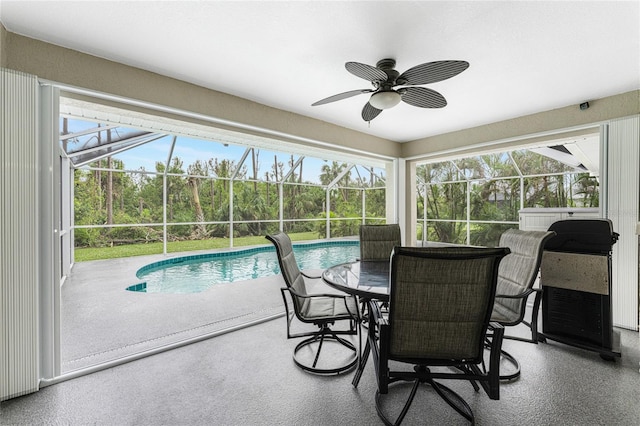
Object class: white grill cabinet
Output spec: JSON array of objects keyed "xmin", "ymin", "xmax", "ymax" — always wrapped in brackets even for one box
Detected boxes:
[
  {"xmin": 539, "ymin": 219, "xmax": 621, "ymax": 360},
  {"xmin": 519, "ymin": 207, "xmax": 600, "ymax": 232}
]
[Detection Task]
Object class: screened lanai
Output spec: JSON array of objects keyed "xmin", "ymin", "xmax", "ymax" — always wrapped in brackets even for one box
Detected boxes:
[
  {"xmin": 415, "ymin": 134, "xmax": 600, "ymax": 247},
  {"xmin": 59, "ymin": 96, "xmax": 393, "ymax": 268},
  {"xmin": 56, "ymin": 94, "xmax": 626, "ymax": 377},
  {"xmin": 54, "ymin": 95, "xmax": 397, "ymax": 373},
  {"xmin": 61, "ymin": 96, "xmax": 601, "ymax": 265}
]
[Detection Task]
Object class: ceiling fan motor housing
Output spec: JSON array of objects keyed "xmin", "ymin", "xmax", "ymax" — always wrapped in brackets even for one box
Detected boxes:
[{"xmin": 375, "ymin": 58, "xmax": 401, "ymax": 86}]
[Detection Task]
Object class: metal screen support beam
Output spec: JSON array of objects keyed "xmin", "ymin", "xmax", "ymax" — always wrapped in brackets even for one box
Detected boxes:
[
  {"xmin": 326, "ymin": 188, "xmax": 330, "ymax": 239},
  {"xmin": 361, "ymin": 188, "xmax": 366, "ymax": 224},
  {"xmin": 466, "ymin": 181, "xmax": 471, "ymax": 244},
  {"xmin": 282, "ymin": 155, "xmax": 304, "ymax": 181},
  {"xmin": 279, "ymin": 182, "xmax": 284, "ymax": 232},
  {"xmin": 38, "ymin": 83, "xmax": 61, "ymax": 382}
]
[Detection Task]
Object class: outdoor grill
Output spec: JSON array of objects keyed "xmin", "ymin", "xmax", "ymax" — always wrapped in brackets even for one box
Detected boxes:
[{"xmin": 539, "ymin": 218, "xmax": 621, "ymax": 359}]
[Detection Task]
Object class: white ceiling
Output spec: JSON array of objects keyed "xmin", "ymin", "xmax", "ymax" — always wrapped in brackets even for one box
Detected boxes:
[{"xmin": 1, "ymin": 1, "xmax": 639, "ymax": 143}]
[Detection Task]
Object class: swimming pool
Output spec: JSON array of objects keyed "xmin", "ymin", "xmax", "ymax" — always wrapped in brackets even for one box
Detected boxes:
[{"xmin": 127, "ymin": 240, "xmax": 360, "ymax": 294}]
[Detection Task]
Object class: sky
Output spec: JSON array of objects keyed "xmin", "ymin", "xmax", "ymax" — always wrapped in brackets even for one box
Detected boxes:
[{"xmin": 61, "ymin": 118, "xmax": 384, "ymax": 185}]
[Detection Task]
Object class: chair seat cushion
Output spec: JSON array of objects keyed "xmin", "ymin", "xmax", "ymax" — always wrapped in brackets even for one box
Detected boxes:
[
  {"xmin": 302, "ymin": 295, "xmax": 358, "ymax": 320},
  {"xmin": 491, "ymin": 301, "xmax": 519, "ymax": 325}
]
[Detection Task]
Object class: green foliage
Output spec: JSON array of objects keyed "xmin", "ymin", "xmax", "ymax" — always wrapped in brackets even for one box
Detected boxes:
[
  {"xmin": 75, "ymin": 232, "xmax": 319, "ymax": 261},
  {"xmin": 74, "ymin": 153, "xmax": 386, "ymax": 250},
  {"xmin": 417, "ymin": 152, "xmax": 599, "ymax": 246}
]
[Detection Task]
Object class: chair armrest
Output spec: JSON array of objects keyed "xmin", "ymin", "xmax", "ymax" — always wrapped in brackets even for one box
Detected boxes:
[
  {"xmin": 285, "ymin": 286, "xmax": 359, "ymax": 318},
  {"xmin": 287, "ymin": 286, "xmax": 350, "ymax": 300},
  {"xmin": 488, "ymin": 322, "xmax": 504, "ymax": 332},
  {"xmin": 301, "ymin": 271, "xmax": 322, "ymax": 279},
  {"xmin": 494, "ymin": 288, "xmax": 534, "ymax": 300}
]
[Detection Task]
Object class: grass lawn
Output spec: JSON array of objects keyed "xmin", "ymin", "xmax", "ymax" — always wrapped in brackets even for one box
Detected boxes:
[{"xmin": 74, "ymin": 232, "xmax": 321, "ymax": 262}]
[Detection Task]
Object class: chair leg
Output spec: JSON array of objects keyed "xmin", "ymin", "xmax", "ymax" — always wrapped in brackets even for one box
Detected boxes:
[
  {"xmin": 375, "ymin": 379, "xmax": 420, "ymax": 426},
  {"xmin": 353, "ymin": 299, "xmax": 379, "ymax": 388},
  {"xmin": 351, "ymin": 336, "xmax": 370, "ymax": 387},
  {"xmin": 531, "ymin": 290, "xmax": 544, "ymax": 343},
  {"xmin": 312, "ymin": 333, "xmax": 326, "ymax": 368},
  {"xmin": 454, "ymin": 364, "xmax": 480, "ymax": 391},
  {"xmin": 430, "ymin": 380, "xmax": 475, "ymax": 424},
  {"xmin": 374, "ymin": 373, "xmax": 476, "ymax": 425},
  {"xmin": 484, "ymin": 336, "xmax": 521, "ymax": 382}
]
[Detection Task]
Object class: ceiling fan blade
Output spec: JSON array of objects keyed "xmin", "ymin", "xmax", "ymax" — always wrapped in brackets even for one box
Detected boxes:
[
  {"xmin": 311, "ymin": 89, "xmax": 373, "ymax": 106},
  {"xmin": 362, "ymin": 102, "xmax": 382, "ymax": 122},
  {"xmin": 345, "ymin": 62, "xmax": 388, "ymax": 82},
  {"xmin": 398, "ymin": 60, "xmax": 469, "ymax": 85},
  {"xmin": 401, "ymin": 87, "xmax": 447, "ymax": 108}
]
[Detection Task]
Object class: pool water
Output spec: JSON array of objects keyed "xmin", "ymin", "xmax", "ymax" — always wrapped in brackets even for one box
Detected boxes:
[{"xmin": 127, "ymin": 241, "xmax": 360, "ymax": 294}]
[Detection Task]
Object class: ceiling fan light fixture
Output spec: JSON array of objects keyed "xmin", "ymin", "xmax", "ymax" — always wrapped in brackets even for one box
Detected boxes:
[{"xmin": 369, "ymin": 90, "xmax": 401, "ymax": 109}]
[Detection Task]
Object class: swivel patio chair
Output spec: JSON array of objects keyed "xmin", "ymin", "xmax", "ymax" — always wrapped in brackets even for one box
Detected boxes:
[
  {"xmin": 368, "ymin": 246, "xmax": 509, "ymax": 425},
  {"xmin": 358, "ymin": 224, "xmax": 401, "ymax": 316},
  {"xmin": 266, "ymin": 232, "xmax": 359, "ymax": 375},
  {"xmin": 359, "ymin": 224, "xmax": 402, "ymax": 261},
  {"xmin": 489, "ymin": 228, "xmax": 556, "ymax": 381}
]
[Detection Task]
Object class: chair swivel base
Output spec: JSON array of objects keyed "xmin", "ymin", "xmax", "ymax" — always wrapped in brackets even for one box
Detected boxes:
[
  {"xmin": 293, "ymin": 334, "xmax": 357, "ymax": 375},
  {"xmin": 484, "ymin": 340, "xmax": 521, "ymax": 381},
  {"xmin": 498, "ymin": 348, "xmax": 521, "ymax": 381},
  {"xmin": 375, "ymin": 376, "xmax": 475, "ymax": 425}
]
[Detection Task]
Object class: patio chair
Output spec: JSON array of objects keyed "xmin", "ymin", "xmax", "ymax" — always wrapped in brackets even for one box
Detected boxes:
[
  {"xmin": 359, "ymin": 224, "xmax": 402, "ymax": 261},
  {"xmin": 369, "ymin": 246, "xmax": 509, "ymax": 425},
  {"xmin": 489, "ymin": 228, "xmax": 556, "ymax": 381},
  {"xmin": 358, "ymin": 224, "xmax": 401, "ymax": 316},
  {"xmin": 266, "ymin": 232, "xmax": 359, "ymax": 374}
]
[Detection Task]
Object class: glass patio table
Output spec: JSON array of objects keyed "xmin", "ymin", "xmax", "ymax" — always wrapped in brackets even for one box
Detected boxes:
[
  {"xmin": 322, "ymin": 243, "xmax": 461, "ymax": 385},
  {"xmin": 322, "ymin": 260, "xmax": 390, "ymax": 302},
  {"xmin": 322, "ymin": 259, "xmax": 390, "ymax": 386},
  {"xmin": 322, "ymin": 242, "xmax": 457, "ymax": 301}
]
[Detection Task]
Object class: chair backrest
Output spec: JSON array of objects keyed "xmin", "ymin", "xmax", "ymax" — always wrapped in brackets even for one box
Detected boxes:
[
  {"xmin": 493, "ymin": 229, "xmax": 556, "ymax": 325},
  {"xmin": 359, "ymin": 224, "xmax": 401, "ymax": 261},
  {"xmin": 266, "ymin": 232, "xmax": 308, "ymax": 314},
  {"xmin": 387, "ymin": 246, "xmax": 509, "ymax": 363}
]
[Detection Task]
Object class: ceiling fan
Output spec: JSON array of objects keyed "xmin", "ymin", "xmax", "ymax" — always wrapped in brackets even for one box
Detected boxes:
[{"xmin": 311, "ymin": 58, "xmax": 469, "ymax": 122}]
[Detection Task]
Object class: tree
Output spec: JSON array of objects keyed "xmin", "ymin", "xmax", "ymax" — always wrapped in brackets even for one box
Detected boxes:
[
  {"xmin": 417, "ymin": 163, "xmax": 467, "ymax": 244},
  {"xmin": 187, "ymin": 160, "xmax": 208, "ymax": 238},
  {"xmin": 105, "ymin": 129, "xmax": 113, "ymax": 225}
]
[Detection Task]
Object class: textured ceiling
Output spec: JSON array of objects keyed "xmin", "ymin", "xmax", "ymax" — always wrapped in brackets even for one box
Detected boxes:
[{"xmin": 1, "ymin": 1, "xmax": 639, "ymax": 142}]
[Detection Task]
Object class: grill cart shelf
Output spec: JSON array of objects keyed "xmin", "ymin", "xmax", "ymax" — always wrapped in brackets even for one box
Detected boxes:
[{"xmin": 539, "ymin": 219, "xmax": 621, "ymax": 360}]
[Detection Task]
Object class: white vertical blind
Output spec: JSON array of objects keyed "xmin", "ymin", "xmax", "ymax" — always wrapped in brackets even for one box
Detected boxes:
[
  {"xmin": 607, "ymin": 115, "xmax": 640, "ymax": 330},
  {"xmin": 0, "ymin": 68, "xmax": 40, "ymax": 400}
]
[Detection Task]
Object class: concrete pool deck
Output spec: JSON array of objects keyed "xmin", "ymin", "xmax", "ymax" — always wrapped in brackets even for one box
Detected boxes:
[{"xmin": 61, "ymin": 248, "xmax": 307, "ymax": 372}]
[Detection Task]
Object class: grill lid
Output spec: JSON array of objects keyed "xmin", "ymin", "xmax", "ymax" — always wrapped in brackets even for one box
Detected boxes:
[{"xmin": 545, "ymin": 219, "xmax": 618, "ymax": 254}]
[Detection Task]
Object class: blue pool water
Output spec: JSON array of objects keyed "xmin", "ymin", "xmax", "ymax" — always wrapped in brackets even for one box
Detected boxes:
[{"xmin": 127, "ymin": 240, "xmax": 360, "ymax": 294}]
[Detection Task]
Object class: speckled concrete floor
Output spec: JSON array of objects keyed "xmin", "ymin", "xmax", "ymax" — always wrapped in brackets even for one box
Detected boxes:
[
  {"xmin": 60, "ymin": 249, "xmax": 289, "ymax": 371},
  {"xmin": 1, "ymin": 319, "xmax": 639, "ymax": 425},
  {"xmin": 1, "ymin": 252, "xmax": 639, "ymax": 425}
]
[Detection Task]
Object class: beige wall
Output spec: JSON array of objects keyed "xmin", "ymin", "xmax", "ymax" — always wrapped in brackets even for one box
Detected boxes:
[
  {"xmin": 3, "ymin": 30, "xmax": 399, "ymax": 160},
  {"xmin": 0, "ymin": 24, "xmax": 7, "ymax": 67}
]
